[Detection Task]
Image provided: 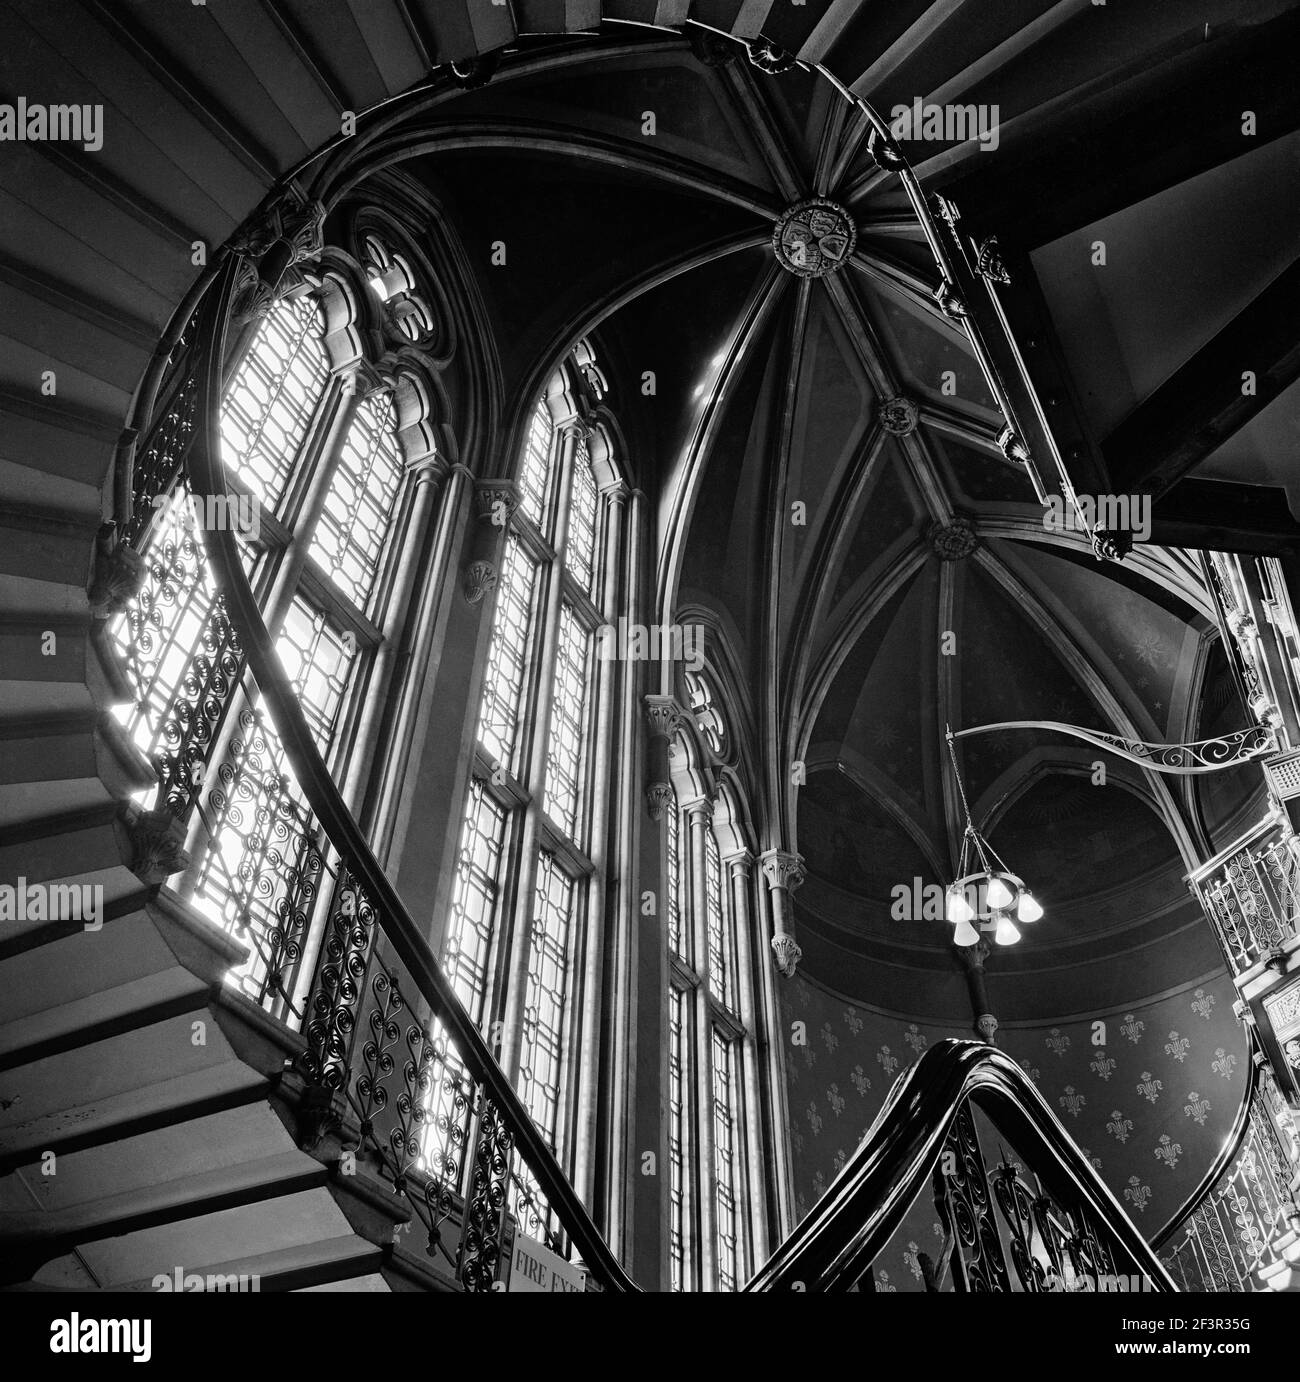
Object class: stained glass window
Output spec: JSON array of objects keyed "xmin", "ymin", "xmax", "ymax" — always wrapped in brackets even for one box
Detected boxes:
[
  {"xmin": 543, "ymin": 601, "xmax": 592, "ymax": 839},
  {"xmin": 308, "ymin": 391, "xmax": 404, "ymax": 609},
  {"xmin": 219, "ymin": 294, "xmax": 327, "ymax": 509},
  {"xmin": 712, "ymin": 1029, "xmax": 742, "ymax": 1291},
  {"xmin": 450, "ymin": 357, "xmax": 619, "ymax": 1256},
  {"xmin": 476, "ymin": 533, "xmax": 539, "ymax": 771},
  {"xmin": 112, "ymin": 281, "xmax": 411, "ymax": 1018},
  {"xmin": 669, "ymin": 985, "xmax": 690, "ymax": 1292}
]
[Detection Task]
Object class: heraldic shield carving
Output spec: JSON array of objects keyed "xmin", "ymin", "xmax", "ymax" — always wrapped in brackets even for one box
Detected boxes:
[{"xmin": 772, "ymin": 198, "xmax": 857, "ymax": 278}]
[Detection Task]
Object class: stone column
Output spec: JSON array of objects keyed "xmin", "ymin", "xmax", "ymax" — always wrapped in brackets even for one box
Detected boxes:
[{"xmin": 760, "ymin": 849, "xmax": 805, "ymax": 978}]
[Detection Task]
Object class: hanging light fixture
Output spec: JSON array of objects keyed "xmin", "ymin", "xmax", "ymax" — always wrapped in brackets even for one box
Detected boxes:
[{"xmin": 943, "ymin": 727, "xmax": 1044, "ymax": 946}]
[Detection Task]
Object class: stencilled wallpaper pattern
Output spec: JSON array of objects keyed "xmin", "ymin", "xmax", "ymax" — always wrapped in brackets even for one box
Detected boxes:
[{"xmin": 779, "ymin": 971, "xmax": 1247, "ymax": 1291}]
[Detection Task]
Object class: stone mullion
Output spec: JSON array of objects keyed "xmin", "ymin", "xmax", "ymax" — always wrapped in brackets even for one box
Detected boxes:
[{"xmin": 572, "ymin": 481, "xmax": 627, "ymax": 1212}]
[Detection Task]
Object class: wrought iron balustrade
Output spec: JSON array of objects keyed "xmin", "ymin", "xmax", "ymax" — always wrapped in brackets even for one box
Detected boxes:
[
  {"xmin": 106, "ymin": 252, "xmax": 635, "ymax": 1293},
  {"xmin": 745, "ymin": 1040, "xmax": 1175, "ymax": 1293},
  {"xmin": 1157, "ymin": 1070, "xmax": 1299, "ymax": 1292},
  {"xmin": 1191, "ymin": 816, "xmax": 1300, "ymax": 975}
]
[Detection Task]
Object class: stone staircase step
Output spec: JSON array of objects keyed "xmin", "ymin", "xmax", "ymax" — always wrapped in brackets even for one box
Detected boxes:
[
  {"xmin": 0, "ymin": 1010, "xmax": 270, "ymax": 1168},
  {"xmin": 0, "ymin": 899, "xmax": 244, "ymax": 1069}
]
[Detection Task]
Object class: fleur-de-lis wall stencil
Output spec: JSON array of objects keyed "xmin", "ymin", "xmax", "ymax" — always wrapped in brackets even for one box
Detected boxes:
[
  {"xmin": 1107, "ymin": 1110, "xmax": 1133, "ymax": 1144},
  {"xmin": 904, "ymin": 1023, "xmax": 927, "ymax": 1053},
  {"xmin": 1121, "ymin": 1013, "xmax": 1146, "ymax": 1043},
  {"xmin": 821, "ymin": 1022, "xmax": 838, "ymax": 1053},
  {"xmin": 1191, "ymin": 988, "xmax": 1216, "ymax": 1021},
  {"xmin": 851, "ymin": 1064, "xmax": 870, "ymax": 1097},
  {"xmin": 1183, "ymin": 1092, "xmax": 1210, "ymax": 1126},
  {"xmin": 1090, "ymin": 1050, "xmax": 1116, "ymax": 1081},
  {"xmin": 1047, "ymin": 1027, "xmax": 1070, "ymax": 1057},
  {"xmin": 1211, "ymin": 1047, "xmax": 1237, "ymax": 1080},
  {"xmin": 1124, "ymin": 1176, "xmax": 1152, "ymax": 1213},
  {"xmin": 877, "ymin": 1045, "xmax": 899, "ymax": 1078},
  {"xmin": 1164, "ymin": 1031, "xmax": 1190, "ymax": 1063},
  {"xmin": 1137, "ymin": 1071, "xmax": 1163, "ymax": 1104},
  {"xmin": 806, "ymin": 1101, "xmax": 822, "ymax": 1136},
  {"xmin": 827, "ymin": 1083, "xmax": 845, "ymax": 1117},
  {"xmin": 1059, "ymin": 1085, "xmax": 1086, "ymax": 1118},
  {"xmin": 1154, "ymin": 1133, "xmax": 1182, "ymax": 1169},
  {"xmin": 906, "ymin": 1242, "xmax": 923, "ymax": 1280},
  {"xmin": 843, "ymin": 1007, "xmax": 863, "ymax": 1036}
]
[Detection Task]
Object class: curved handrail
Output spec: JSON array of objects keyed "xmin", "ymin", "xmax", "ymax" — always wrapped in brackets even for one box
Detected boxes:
[
  {"xmin": 744, "ymin": 1039, "xmax": 1178, "ymax": 1292},
  {"xmin": 186, "ymin": 254, "xmax": 640, "ymax": 1293},
  {"xmin": 1153, "ymin": 1052, "xmax": 1258, "ymax": 1250}
]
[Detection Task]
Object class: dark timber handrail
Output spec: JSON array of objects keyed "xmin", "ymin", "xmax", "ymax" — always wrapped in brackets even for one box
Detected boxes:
[
  {"xmin": 187, "ymin": 255, "xmax": 640, "ymax": 1293},
  {"xmin": 744, "ymin": 1039, "xmax": 1178, "ymax": 1292}
]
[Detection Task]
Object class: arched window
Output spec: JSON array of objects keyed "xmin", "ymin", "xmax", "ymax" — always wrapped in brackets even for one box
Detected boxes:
[
  {"xmin": 445, "ymin": 358, "xmax": 622, "ymax": 1242},
  {"xmin": 114, "ymin": 274, "xmax": 418, "ymax": 1012},
  {"xmin": 666, "ymin": 708, "xmax": 767, "ymax": 1290}
]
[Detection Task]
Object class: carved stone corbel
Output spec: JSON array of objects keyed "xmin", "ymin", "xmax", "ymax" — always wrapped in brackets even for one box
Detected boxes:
[
  {"xmin": 88, "ymin": 522, "xmax": 144, "ymax": 618},
  {"xmin": 644, "ymin": 695, "xmax": 686, "ymax": 821},
  {"xmin": 119, "ymin": 803, "xmax": 191, "ymax": 885},
  {"xmin": 461, "ymin": 480, "xmax": 519, "ymax": 605}
]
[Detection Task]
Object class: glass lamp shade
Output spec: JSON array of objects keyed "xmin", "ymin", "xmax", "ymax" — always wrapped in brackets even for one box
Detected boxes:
[
  {"xmin": 1017, "ymin": 891, "xmax": 1043, "ymax": 923},
  {"xmin": 953, "ymin": 918, "xmax": 981, "ymax": 947},
  {"xmin": 993, "ymin": 912, "xmax": 1021, "ymax": 945},
  {"xmin": 985, "ymin": 874, "xmax": 1015, "ymax": 910},
  {"xmin": 945, "ymin": 886, "xmax": 975, "ymax": 923}
]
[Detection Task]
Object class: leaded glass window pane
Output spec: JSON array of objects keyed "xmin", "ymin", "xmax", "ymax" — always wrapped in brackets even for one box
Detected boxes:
[
  {"xmin": 542, "ymin": 601, "xmax": 591, "ymax": 839},
  {"xmin": 712, "ymin": 1028, "xmax": 742, "ymax": 1291},
  {"xmin": 308, "ymin": 391, "xmax": 404, "ymax": 608},
  {"xmin": 519, "ymin": 402, "xmax": 554, "ymax": 529},
  {"xmin": 565, "ymin": 435, "xmax": 598, "ymax": 592},
  {"xmin": 669, "ymin": 985, "xmax": 690, "ymax": 1292},
  {"xmin": 476, "ymin": 533, "xmax": 539, "ymax": 771},
  {"xmin": 444, "ymin": 780, "xmax": 508, "ymax": 1027},
  {"xmin": 519, "ymin": 850, "xmax": 574, "ymax": 1145},
  {"xmin": 666, "ymin": 790, "xmax": 682, "ymax": 959},
  {"xmin": 273, "ymin": 597, "xmax": 356, "ymax": 755},
  {"xmin": 704, "ymin": 827, "xmax": 735, "ymax": 1012},
  {"xmin": 219, "ymin": 295, "xmax": 328, "ymax": 510}
]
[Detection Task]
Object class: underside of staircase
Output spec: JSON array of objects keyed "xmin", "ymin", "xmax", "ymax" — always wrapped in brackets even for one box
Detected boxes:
[{"xmin": 2, "ymin": 0, "xmax": 1295, "ymax": 1294}]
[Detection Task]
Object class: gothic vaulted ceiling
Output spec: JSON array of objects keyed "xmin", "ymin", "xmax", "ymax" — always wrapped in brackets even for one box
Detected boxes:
[{"xmin": 328, "ymin": 14, "xmax": 1285, "ymax": 1026}]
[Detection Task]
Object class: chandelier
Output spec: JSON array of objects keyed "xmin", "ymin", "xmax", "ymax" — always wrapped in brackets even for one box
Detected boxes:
[{"xmin": 943, "ymin": 728, "xmax": 1044, "ymax": 946}]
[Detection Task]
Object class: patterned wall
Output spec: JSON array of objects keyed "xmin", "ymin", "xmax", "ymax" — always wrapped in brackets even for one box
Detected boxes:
[{"xmin": 779, "ymin": 969, "xmax": 1248, "ymax": 1291}]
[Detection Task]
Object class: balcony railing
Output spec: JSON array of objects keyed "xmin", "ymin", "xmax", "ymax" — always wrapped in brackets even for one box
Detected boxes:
[
  {"xmin": 1190, "ymin": 815, "xmax": 1300, "ymax": 976},
  {"xmin": 1157, "ymin": 1059, "xmax": 1300, "ymax": 1291}
]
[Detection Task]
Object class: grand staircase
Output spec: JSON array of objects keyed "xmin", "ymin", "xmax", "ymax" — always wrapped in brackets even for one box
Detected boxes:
[{"xmin": 2, "ymin": 0, "xmax": 1297, "ymax": 1293}]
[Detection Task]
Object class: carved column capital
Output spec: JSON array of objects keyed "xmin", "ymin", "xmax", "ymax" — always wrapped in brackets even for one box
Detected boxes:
[
  {"xmin": 760, "ymin": 849, "xmax": 805, "ymax": 895},
  {"xmin": 462, "ymin": 479, "xmax": 519, "ymax": 605},
  {"xmin": 645, "ymin": 783, "xmax": 674, "ymax": 823},
  {"xmin": 723, "ymin": 850, "xmax": 753, "ymax": 880},
  {"xmin": 600, "ymin": 478, "xmax": 630, "ymax": 507},
  {"xmin": 682, "ymin": 796, "xmax": 714, "ymax": 829},
  {"xmin": 406, "ymin": 453, "xmax": 450, "ymax": 489},
  {"xmin": 472, "ymin": 478, "xmax": 520, "ymax": 526},
  {"xmin": 644, "ymin": 695, "xmax": 686, "ymax": 740},
  {"xmin": 953, "ymin": 937, "xmax": 992, "ymax": 973},
  {"xmin": 975, "ymin": 1013, "xmax": 999, "ymax": 1045}
]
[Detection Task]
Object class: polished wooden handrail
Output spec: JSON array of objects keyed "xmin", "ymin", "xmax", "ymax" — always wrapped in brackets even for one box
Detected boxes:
[{"xmin": 744, "ymin": 1039, "xmax": 1178, "ymax": 1292}]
